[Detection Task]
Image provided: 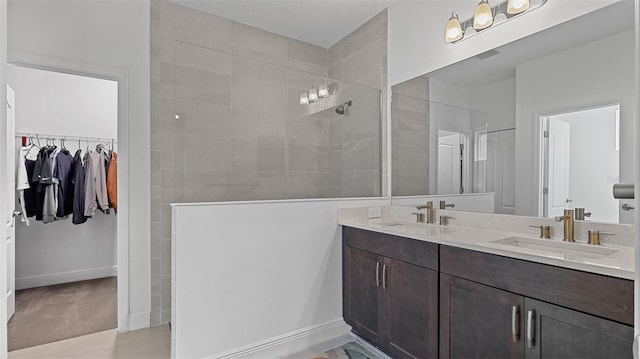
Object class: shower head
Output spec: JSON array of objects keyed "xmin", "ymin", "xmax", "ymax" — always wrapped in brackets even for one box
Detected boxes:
[{"xmin": 335, "ymin": 100, "xmax": 352, "ymax": 115}]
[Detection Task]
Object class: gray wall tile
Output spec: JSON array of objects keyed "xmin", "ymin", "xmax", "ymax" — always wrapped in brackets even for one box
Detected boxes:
[{"xmin": 150, "ymin": 0, "xmax": 387, "ymax": 326}]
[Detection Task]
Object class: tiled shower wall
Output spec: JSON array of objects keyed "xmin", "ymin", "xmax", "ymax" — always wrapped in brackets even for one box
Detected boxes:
[
  {"xmin": 391, "ymin": 77, "xmax": 430, "ymax": 196},
  {"xmin": 150, "ymin": 1, "xmax": 388, "ymax": 325},
  {"xmin": 328, "ymin": 10, "xmax": 388, "ymax": 197}
]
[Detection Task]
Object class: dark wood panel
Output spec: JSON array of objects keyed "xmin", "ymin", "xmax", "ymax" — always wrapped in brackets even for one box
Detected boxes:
[
  {"xmin": 384, "ymin": 258, "xmax": 438, "ymax": 359},
  {"xmin": 440, "ymin": 274, "xmax": 524, "ymax": 359},
  {"xmin": 440, "ymin": 245, "xmax": 633, "ymax": 326},
  {"xmin": 525, "ymin": 298, "xmax": 633, "ymax": 359},
  {"xmin": 343, "ymin": 246, "xmax": 382, "ymax": 345},
  {"xmin": 343, "ymin": 226, "xmax": 438, "ymax": 270}
]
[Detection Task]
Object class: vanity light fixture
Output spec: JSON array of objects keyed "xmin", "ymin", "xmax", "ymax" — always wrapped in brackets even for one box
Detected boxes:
[
  {"xmin": 299, "ymin": 81, "xmax": 335, "ymax": 106},
  {"xmin": 445, "ymin": 12, "xmax": 463, "ymax": 43},
  {"xmin": 507, "ymin": 0, "xmax": 530, "ymax": 14},
  {"xmin": 318, "ymin": 82, "xmax": 329, "ymax": 98},
  {"xmin": 299, "ymin": 91, "xmax": 309, "ymax": 105},
  {"xmin": 308, "ymin": 85, "xmax": 318, "ymax": 102},
  {"xmin": 445, "ymin": 0, "xmax": 546, "ymax": 43},
  {"xmin": 473, "ymin": 0, "xmax": 493, "ymax": 30}
]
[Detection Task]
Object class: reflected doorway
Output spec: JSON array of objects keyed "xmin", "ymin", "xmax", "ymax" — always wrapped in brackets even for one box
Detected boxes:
[{"xmin": 541, "ymin": 104, "xmax": 620, "ymax": 222}]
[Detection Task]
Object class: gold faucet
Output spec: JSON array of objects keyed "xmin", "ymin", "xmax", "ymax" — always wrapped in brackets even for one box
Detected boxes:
[
  {"xmin": 416, "ymin": 201, "xmax": 435, "ymax": 224},
  {"xmin": 554, "ymin": 209, "xmax": 575, "ymax": 242}
]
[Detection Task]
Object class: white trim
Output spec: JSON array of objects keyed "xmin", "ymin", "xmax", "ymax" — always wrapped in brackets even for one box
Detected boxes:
[
  {"xmin": 15, "ymin": 266, "xmax": 117, "ymax": 290},
  {"xmin": 352, "ymin": 334, "xmax": 394, "ymax": 359},
  {"xmin": 6, "ymin": 51, "xmax": 130, "ymax": 333},
  {"xmin": 209, "ymin": 319, "xmax": 351, "ymax": 359},
  {"xmin": 170, "ymin": 196, "xmax": 391, "ymax": 207},
  {"xmin": 128, "ymin": 312, "xmax": 150, "ymax": 331}
]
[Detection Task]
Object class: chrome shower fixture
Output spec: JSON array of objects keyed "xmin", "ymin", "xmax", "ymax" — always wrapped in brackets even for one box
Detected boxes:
[{"xmin": 335, "ymin": 100, "xmax": 352, "ymax": 115}]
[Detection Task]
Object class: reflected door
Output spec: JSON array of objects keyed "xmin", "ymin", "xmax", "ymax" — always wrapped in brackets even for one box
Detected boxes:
[
  {"xmin": 547, "ymin": 120, "xmax": 571, "ymax": 218},
  {"xmin": 438, "ymin": 132, "xmax": 462, "ymax": 194},
  {"xmin": 5, "ymin": 85, "xmax": 15, "ymax": 321}
]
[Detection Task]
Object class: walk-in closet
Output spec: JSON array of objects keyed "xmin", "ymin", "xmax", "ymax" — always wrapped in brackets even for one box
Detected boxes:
[{"xmin": 6, "ymin": 64, "xmax": 118, "ymax": 351}]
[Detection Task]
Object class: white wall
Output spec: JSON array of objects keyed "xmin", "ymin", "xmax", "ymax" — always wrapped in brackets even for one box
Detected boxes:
[
  {"xmin": 515, "ymin": 30, "xmax": 634, "ymax": 219},
  {"xmin": 387, "ymin": 0, "xmax": 619, "ymax": 86},
  {"xmin": 471, "ymin": 78, "xmax": 516, "ymax": 132},
  {"xmin": 554, "ymin": 106, "xmax": 620, "ymax": 223},
  {"xmin": 171, "ymin": 198, "xmax": 388, "ymax": 359},
  {"xmin": 14, "ymin": 215, "xmax": 117, "ymax": 289},
  {"xmin": 7, "ymin": 65, "xmax": 117, "ymax": 138},
  {"xmin": 7, "ymin": 0, "xmax": 150, "ymax": 330}
]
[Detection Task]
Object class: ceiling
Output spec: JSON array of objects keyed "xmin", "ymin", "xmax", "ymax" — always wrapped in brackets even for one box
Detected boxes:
[
  {"xmin": 170, "ymin": 0, "xmax": 397, "ymax": 48},
  {"xmin": 428, "ymin": 1, "xmax": 635, "ymax": 89}
]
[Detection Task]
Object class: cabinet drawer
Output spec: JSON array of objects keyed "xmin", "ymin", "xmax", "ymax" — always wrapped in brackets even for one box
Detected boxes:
[
  {"xmin": 343, "ymin": 226, "xmax": 438, "ymax": 270},
  {"xmin": 440, "ymin": 245, "xmax": 633, "ymax": 325}
]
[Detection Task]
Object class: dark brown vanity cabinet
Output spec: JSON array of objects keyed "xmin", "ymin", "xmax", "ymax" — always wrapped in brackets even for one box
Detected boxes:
[
  {"xmin": 342, "ymin": 228, "xmax": 634, "ymax": 359},
  {"xmin": 524, "ymin": 298, "xmax": 633, "ymax": 359},
  {"xmin": 440, "ymin": 245, "xmax": 634, "ymax": 359},
  {"xmin": 440, "ymin": 274, "xmax": 525, "ymax": 359},
  {"xmin": 343, "ymin": 227, "xmax": 438, "ymax": 359}
]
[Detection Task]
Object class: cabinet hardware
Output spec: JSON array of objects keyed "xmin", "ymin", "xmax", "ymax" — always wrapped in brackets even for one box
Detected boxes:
[
  {"xmin": 512, "ymin": 305, "xmax": 520, "ymax": 342},
  {"xmin": 527, "ymin": 310, "xmax": 535, "ymax": 348},
  {"xmin": 382, "ymin": 264, "xmax": 388, "ymax": 289},
  {"xmin": 376, "ymin": 262, "xmax": 380, "ymax": 287}
]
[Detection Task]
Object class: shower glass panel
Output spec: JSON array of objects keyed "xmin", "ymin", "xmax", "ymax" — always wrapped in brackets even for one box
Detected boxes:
[
  {"xmin": 392, "ymin": 94, "xmax": 487, "ymax": 196},
  {"xmin": 163, "ymin": 40, "xmax": 382, "ymax": 202}
]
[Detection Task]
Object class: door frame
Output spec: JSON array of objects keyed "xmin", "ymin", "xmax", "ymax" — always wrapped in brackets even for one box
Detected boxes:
[
  {"xmin": 6, "ymin": 51, "xmax": 130, "ymax": 334},
  {"xmin": 538, "ymin": 103, "xmax": 622, "ymax": 219}
]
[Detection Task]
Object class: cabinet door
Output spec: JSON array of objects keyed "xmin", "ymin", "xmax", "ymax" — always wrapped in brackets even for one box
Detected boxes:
[
  {"xmin": 384, "ymin": 258, "xmax": 438, "ymax": 359},
  {"xmin": 440, "ymin": 274, "xmax": 525, "ymax": 359},
  {"xmin": 524, "ymin": 298, "xmax": 633, "ymax": 359},
  {"xmin": 344, "ymin": 246, "xmax": 383, "ymax": 344}
]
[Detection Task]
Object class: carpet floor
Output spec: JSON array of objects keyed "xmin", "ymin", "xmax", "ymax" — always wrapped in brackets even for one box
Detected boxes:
[{"xmin": 8, "ymin": 277, "xmax": 117, "ymax": 351}]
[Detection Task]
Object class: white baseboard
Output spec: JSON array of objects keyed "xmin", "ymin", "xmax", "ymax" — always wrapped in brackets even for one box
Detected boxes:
[
  {"xmin": 210, "ymin": 319, "xmax": 351, "ymax": 359},
  {"xmin": 129, "ymin": 312, "xmax": 151, "ymax": 331},
  {"xmin": 15, "ymin": 266, "xmax": 118, "ymax": 290}
]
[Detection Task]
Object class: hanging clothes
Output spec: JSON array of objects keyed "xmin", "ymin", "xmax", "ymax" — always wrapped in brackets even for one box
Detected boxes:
[
  {"xmin": 23, "ymin": 159, "xmax": 38, "ymax": 218},
  {"xmin": 55, "ymin": 149, "xmax": 75, "ymax": 218},
  {"xmin": 16, "ymin": 146, "xmax": 32, "ymax": 226},
  {"xmin": 107, "ymin": 151, "xmax": 117, "ymax": 212},
  {"xmin": 72, "ymin": 149, "xmax": 88, "ymax": 225},
  {"xmin": 91, "ymin": 151, "xmax": 109, "ymax": 213},
  {"xmin": 83, "ymin": 151, "xmax": 98, "ymax": 217},
  {"xmin": 41, "ymin": 147, "xmax": 61, "ymax": 223}
]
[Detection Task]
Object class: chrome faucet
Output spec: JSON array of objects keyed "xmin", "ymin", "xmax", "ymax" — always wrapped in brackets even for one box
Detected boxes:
[
  {"xmin": 554, "ymin": 209, "xmax": 575, "ymax": 242},
  {"xmin": 416, "ymin": 201, "xmax": 435, "ymax": 224}
]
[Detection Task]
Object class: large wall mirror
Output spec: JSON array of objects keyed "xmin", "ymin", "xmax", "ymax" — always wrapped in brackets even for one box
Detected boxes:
[{"xmin": 390, "ymin": 1, "xmax": 634, "ymax": 224}]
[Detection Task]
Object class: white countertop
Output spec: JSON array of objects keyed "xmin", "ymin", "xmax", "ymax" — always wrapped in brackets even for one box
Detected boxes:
[{"xmin": 339, "ymin": 212, "xmax": 634, "ymax": 280}]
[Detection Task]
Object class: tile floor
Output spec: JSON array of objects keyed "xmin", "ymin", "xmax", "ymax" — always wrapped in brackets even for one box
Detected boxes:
[{"xmin": 8, "ymin": 325, "xmax": 170, "ymax": 359}]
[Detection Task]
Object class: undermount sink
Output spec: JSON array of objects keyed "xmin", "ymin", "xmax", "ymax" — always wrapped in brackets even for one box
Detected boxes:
[
  {"xmin": 490, "ymin": 236, "xmax": 618, "ymax": 260},
  {"xmin": 378, "ymin": 221, "xmax": 441, "ymax": 236}
]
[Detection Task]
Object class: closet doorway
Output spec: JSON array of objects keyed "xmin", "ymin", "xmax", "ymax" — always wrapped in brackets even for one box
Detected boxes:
[{"xmin": 5, "ymin": 64, "xmax": 119, "ymax": 351}]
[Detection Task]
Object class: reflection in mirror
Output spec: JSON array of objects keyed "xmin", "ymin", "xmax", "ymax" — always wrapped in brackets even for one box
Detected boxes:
[{"xmin": 390, "ymin": 1, "xmax": 634, "ymax": 224}]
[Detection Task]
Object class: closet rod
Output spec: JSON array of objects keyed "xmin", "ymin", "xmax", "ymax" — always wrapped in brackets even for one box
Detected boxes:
[{"xmin": 15, "ymin": 132, "xmax": 117, "ymax": 144}]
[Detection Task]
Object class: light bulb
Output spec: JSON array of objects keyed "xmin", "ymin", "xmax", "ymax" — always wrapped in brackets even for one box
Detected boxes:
[
  {"xmin": 445, "ymin": 12, "xmax": 463, "ymax": 43},
  {"xmin": 299, "ymin": 91, "xmax": 309, "ymax": 105},
  {"xmin": 473, "ymin": 0, "xmax": 493, "ymax": 30},
  {"xmin": 309, "ymin": 86, "xmax": 318, "ymax": 102},
  {"xmin": 507, "ymin": 0, "xmax": 529, "ymax": 14},
  {"xmin": 318, "ymin": 82, "xmax": 329, "ymax": 98}
]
